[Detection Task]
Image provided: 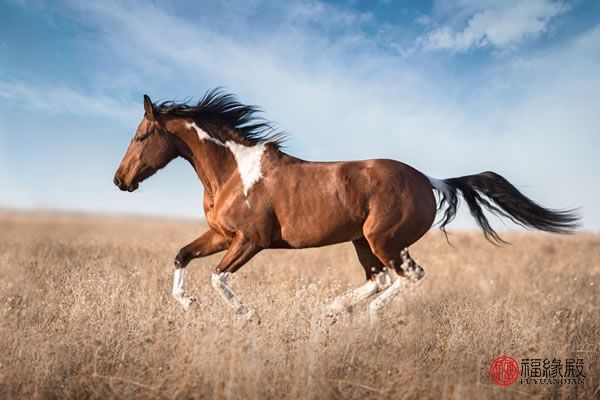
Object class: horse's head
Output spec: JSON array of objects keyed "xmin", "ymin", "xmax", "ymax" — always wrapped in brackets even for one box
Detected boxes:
[{"xmin": 113, "ymin": 95, "xmax": 178, "ymax": 192}]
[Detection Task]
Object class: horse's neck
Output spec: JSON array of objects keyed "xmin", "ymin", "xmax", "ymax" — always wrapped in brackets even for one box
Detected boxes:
[
  {"xmin": 192, "ymin": 142, "xmax": 237, "ymax": 194},
  {"xmin": 173, "ymin": 120, "xmax": 284, "ymax": 195},
  {"xmin": 164, "ymin": 119, "xmax": 230, "ymax": 193}
]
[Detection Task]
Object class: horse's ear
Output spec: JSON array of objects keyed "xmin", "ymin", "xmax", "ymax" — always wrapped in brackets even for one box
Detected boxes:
[{"xmin": 143, "ymin": 94, "xmax": 156, "ymax": 121}]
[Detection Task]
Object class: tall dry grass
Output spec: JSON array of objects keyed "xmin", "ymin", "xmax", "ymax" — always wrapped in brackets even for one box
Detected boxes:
[{"xmin": 0, "ymin": 211, "xmax": 598, "ymax": 399}]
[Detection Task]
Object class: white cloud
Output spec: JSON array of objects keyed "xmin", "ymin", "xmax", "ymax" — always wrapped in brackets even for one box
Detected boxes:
[
  {"xmin": 55, "ymin": 1, "xmax": 456, "ymax": 162},
  {"xmin": 423, "ymin": 0, "xmax": 569, "ymax": 52},
  {"xmin": 0, "ymin": 80, "xmax": 136, "ymax": 123}
]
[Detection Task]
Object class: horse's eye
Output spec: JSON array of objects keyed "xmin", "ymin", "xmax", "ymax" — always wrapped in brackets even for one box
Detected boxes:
[{"xmin": 136, "ymin": 134, "xmax": 148, "ymax": 143}]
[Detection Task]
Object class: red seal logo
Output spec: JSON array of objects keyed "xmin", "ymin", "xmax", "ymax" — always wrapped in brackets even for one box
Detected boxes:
[{"xmin": 490, "ymin": 355, "xmax": 520, "ymax": 386}]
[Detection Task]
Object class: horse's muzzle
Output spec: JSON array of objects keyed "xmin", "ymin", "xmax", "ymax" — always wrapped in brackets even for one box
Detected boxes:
[{"xmin": 113, "ymin": 175, "xmax": 139, "ymax": 192}]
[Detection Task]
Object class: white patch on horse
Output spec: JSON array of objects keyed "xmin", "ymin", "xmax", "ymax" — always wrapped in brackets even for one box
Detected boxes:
[
  {"xmin": 186, "ymin": 122, "xmax": 225, "ymax": 146},
  {"xmin": 427, "ymin": 175, "xmax": 452, "ymax": 198},
  {"xmin": 225, "ymin": 141, "xmax": 266, "ymax": 197},
  {"xmin": 186, "ymin": 121, "xmax": 265, "ymax": 198}
]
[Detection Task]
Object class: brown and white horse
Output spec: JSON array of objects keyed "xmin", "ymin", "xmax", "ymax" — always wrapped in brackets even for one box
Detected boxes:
[{"xmin": 114, "ymin": 89, "xmax": 578, "ymax": 322}]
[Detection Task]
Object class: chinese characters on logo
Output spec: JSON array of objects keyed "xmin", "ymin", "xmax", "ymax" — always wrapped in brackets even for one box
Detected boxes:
[
  {"xmin": 490, "ymin": 356, "xmax": 585, "ymax": 386},
  {"xmin": 520, "ymin": 358, "xmax": 585, "ymax": 384}
]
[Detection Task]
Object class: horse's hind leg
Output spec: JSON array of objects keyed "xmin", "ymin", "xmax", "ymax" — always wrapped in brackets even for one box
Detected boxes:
[
  {"xmin": 353, "ymin": 237, "xmax": 386, "ymax": 280},
  {"xmin": 326, "ymin": 238, "xmax": 394, "ymax": 316},
  {"xmin": 364, "ymin": 238, "xmax": 425, "ymax": 324},
  {"xmin": 368, "ymin": 272, "xmax": 402, "ymax": 325},
  {"xmin": 399, "ymin": 248, "xmax": 425, "ymax": 282},
  {"xmin": 366, "ymin": 250, "xmax": 424, "ymax": 325}
]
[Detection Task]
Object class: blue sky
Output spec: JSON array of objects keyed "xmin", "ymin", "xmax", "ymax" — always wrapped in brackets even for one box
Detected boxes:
[{"xmin": 0, "ymin": 0, "xmax": 599, "ymax": 231}]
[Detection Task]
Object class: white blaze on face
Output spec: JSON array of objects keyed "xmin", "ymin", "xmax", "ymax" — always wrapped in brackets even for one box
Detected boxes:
[{"xmin": 186, "ymin": 122, "xmax": 266, "ymax": 197}]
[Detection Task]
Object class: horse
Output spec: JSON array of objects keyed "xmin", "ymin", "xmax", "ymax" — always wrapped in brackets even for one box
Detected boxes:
[{"xmin": 113, "ymin": 89, "xmax": 578, "ymax": 322}]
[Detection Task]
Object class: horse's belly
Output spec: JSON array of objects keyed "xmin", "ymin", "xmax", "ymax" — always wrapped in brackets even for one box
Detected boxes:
[
  {"xmin": 275, "ymin": 195, "xmax": 364, "ymax": 248},
  {"xmin": 279, "ymin": 221, "xmax": 363, "ymax": 248}
]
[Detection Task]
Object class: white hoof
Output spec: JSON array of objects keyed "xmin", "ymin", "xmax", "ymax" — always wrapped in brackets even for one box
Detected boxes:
[
  {"xmin": 236, "ymin": 308, "xmax": 261, "ymax": 327},
  {"xmin": 326, "ymin": 299, "xmax": 348, "ymax": 317},
  {"xmin": 174, "ymin": 295, "xmax": 196, "ymax": 310}
]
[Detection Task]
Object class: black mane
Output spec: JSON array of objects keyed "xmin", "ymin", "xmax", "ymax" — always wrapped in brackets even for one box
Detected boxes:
[{"xmin": 155, "ymin": 88, "xmax": 285, "ymax": 148}]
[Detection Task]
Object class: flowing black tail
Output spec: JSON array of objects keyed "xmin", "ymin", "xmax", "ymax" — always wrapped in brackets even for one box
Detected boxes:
[{"xmin": 428, "ymin": 171, "xmax": 579, "ymax": 244}]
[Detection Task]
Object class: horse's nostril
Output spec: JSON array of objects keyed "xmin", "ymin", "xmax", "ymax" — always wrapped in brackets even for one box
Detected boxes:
[{"xmin": 113, "ymin": 176, "xmax": 121, "ymax": 187}]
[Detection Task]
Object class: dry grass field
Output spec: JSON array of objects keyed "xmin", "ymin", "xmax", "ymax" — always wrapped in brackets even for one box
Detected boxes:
[{"xmin": 0, "ymin": 211, "xmax": 598, "ymax": 399}]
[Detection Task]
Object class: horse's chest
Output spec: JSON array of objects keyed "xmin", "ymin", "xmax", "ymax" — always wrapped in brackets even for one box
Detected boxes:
[
  {"xmin": 203, "ymin": 194, "xmax": 224, "ymax": 233},
  {"xmin": 205, "ymin": 196, "xmax": 248, "ymax": 236}
]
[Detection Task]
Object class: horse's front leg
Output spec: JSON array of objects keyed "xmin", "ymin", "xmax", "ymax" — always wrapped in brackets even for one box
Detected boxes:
[
  {"xmin": 211, "ymin": 233, "xmax": 262, "ymax": 316},
  {"xmin": 172, "ymin": 228, "xmax": 229, "ymax": 309}
]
